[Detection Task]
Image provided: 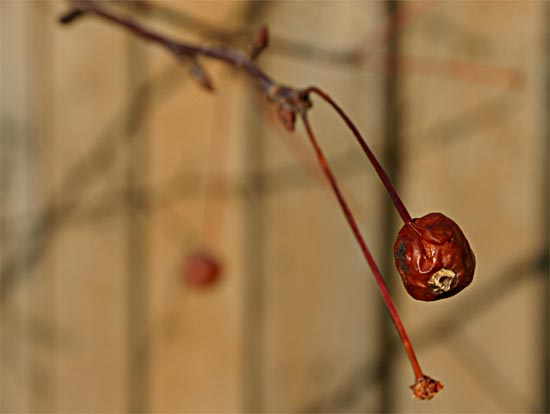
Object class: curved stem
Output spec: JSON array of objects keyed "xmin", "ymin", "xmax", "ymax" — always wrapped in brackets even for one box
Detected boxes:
[
  {"xmin": 300, "ymin": 112, "xmax": 423, "ymax": 381},
  {"xmin": 305, "ymin": 86, "xmax": 411, "ymax": 224},
  {"xmin": 60, "ymin": 1, "xmax": 439, "ymax": 394}
]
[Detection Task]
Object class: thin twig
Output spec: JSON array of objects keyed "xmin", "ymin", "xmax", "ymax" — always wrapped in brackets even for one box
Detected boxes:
[
  {"xmin": 59, "ymin": 0, "xmax": 440, "ymax": 398},
  {"xmin": 300, "ymin": 113, "xmax": 425, "ymax": 383},
  {"xmin": 117, "ymin": 0, "xmax": 522, "ymax": 89}
]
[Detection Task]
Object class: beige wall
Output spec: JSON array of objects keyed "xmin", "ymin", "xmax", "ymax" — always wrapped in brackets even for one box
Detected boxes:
[{"xmin": 1, "ymin": 1, "xmax": 548, "ymax": 413}]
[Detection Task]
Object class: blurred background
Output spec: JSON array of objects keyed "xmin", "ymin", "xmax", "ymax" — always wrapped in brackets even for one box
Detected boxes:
[{"xmin": 1, "ymin": 1, "xmax": 549, "ymax": 412}]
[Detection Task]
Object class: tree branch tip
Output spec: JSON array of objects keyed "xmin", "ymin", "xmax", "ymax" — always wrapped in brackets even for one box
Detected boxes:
[
  {"xmin": 248, "ymin": 24, "xmax": 270, "ymax": 60},
  {"xmin": 58, "ymin": 8, "xmax": 87, "ymax": 25},
  {"xmin": 189, "ymin": 59, "xmax": 215, "ymax": 92}
]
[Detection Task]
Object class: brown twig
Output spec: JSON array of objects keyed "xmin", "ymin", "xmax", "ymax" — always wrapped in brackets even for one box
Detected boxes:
[
  {"xmin": 116, "ymin": 0, "xmax": 523, "ymax": 89},
  {"xmin": 61, "ymin": 0, "xmax": 287, "ymax": 98},
  {"xmin": 59, "ymin": 0, "xmax": 440, "ymax": 399},
  {"xmin": 300, "ymin": 113, "xmax": 440, "ymax": 399}
]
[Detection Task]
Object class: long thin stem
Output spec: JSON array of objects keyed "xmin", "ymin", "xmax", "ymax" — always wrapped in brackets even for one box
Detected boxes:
[
  {"xmin": 300, "ymin": 112, "xmax": 423, "ymax": 381},
  {"xmin": 305, "ymin": 87, "xmax": 412, "ymax": 224},
  {"xmin": 63, "ymin": 2, "xmax": 426, "ymax": 225},
  {"xmin": 267, "ymin": 108, "xmax": 368, "ymax": 223},
  {"xmin": 60, "ymin": 1, "xmax": 441, "ymax": 397}
]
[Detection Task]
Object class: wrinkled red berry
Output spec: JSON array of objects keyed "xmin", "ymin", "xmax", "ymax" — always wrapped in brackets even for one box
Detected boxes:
[
  {"xmin": 183, "ymin": 251, "xmax": 222, "ymax": 288},
  {"xmin": 394, "ymin": 212, "xmax": 475, "ymax": 301}
]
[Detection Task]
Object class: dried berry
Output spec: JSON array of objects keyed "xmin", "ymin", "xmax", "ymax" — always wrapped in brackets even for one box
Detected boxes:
[
  {"xmin": 394, "ymin": 212, "xmax": 475, "ymax": 301},
  {"xmin": 183, "ymin": 251, "xmax": 222, "ymax": 288}
]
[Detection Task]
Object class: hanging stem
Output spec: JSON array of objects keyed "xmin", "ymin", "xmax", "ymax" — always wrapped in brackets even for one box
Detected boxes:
[
  {"xmin": 305, "ymin": 86, "xmax": 412, "ymax": 224},
  {"xmin": 299, "ymin": 112, "xmax": 422, "ymax": 380},
  {"xmin": 60, "ymin": 1, "xmax": 442, "ymax": 398}
]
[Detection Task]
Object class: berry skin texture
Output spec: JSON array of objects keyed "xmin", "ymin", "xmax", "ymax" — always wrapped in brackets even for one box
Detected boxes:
[
  {"xmin": 183, "ymin": 251, "xmax": 222, "ymax": 288},
  {"xmin": 394, "ymin": 212, "xmax": 476, "ymax": 302}
]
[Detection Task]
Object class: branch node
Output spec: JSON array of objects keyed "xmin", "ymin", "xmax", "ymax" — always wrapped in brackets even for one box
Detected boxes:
[
  {"xmin": 269, "ymin": 87, "xmax": 312, "ymax": 132},
  {"xmin": 276, "ymin": 104, "xmax": 296, "ymax": 132}
]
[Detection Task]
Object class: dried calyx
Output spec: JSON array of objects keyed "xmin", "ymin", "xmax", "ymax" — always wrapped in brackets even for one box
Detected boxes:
[
  {"xmin": 411, "ymin": 375, "xmax": 444, "ymax": 400},
  {"xmin": 429, "ymin": 268, "xmax": 456, "ymax": 294}
]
